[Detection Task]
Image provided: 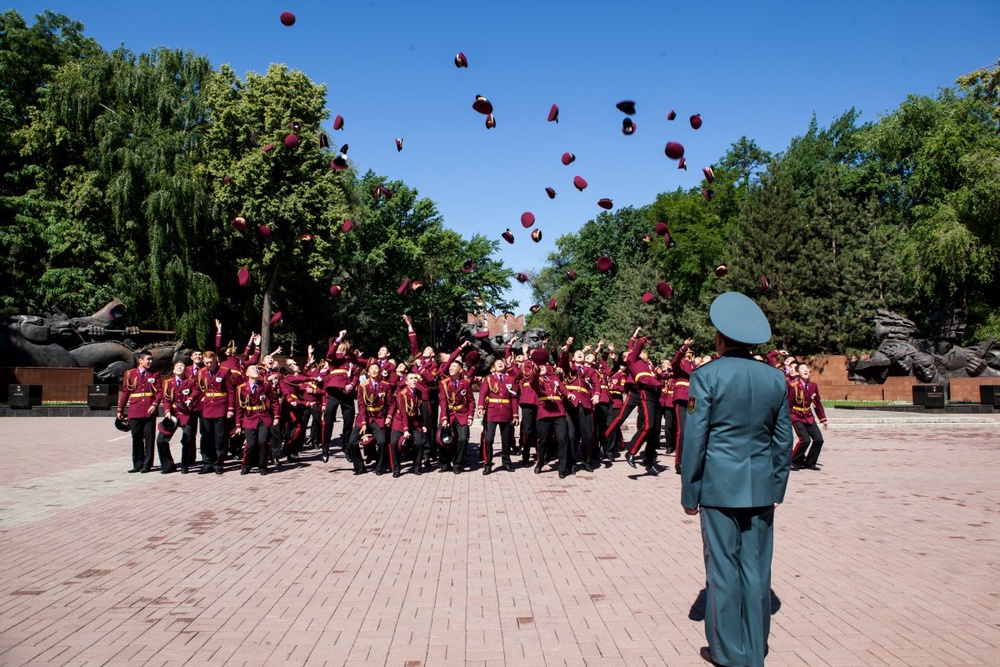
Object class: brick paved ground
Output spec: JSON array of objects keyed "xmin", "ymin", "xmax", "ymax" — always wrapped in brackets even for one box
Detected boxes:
[{"xmin": 1, "ymin": 412, "xmax": 998, "ymax": 666}]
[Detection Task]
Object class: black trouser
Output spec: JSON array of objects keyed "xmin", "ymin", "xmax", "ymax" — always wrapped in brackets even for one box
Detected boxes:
[
  {"xmin": 674, "ymin": 401, "xmax": 688, "ymax": 469},
  {"xmin": 792, "ymin": 421, "xmax": 824, "ymax": 467},
  {"xmin": 519, "ymin": 405, "xmax": 538, "ymax": 466},
  {"xmin": 536, "ymin": 417, "xmax": 570, "ymax": 474},
  {"xmin": 306, "ymin": 402, "xmax": 322, "ymax": 447},
  {"xmin": 243, "ymin": 422, "xmax": 270, "ymax": 471},
  {"xmin": 154, "ymin": 426, "xmax": 176, "ymax": 472},
  {"xmin": 483, "ymin": 420, "xmax": 515, "ymax": 467},
  {"xmin": 181, "ymin": 416, "xmax": 199, "ymax": 467},
  {"xmin": 594, "ymin": 402, "xmax": 611, "ymax": 457},
  {"xmin": 390, "ymin": 429, "xmax": 427, "ymax": 474},
  {"xmin": 605, "ymin": 391, "xmax": 638, "ymax": 441},
  {"xmin": 661, "ymin": 406, "xmax": 676, "ymax": 455},
  {"xmin": 323, "ymin": 389, "xmax": 355, "ymax": 454},
  {"xmin": 200, "ymin": 416, "xmax": 227, "ymax": 470},
  {"xmin": 422, "ymin": 392, "xmax": 440, "ymax": 462},
  {"xmin": 282, "ymin": 402, "xmax": 308, "ymax": 456},
  {"xmin": 626, "ymin": 391, "xmax": 659, "ymax": 461},
  {"xmin": 345, "ymin": 425, "xmax": 366, "ymax": 473},
  {"xmin": 130, "ymin": 416, "xmax": 155, "ymax": 471},
  {"xmin": 446, "ymin": 419, "xmax": 471, "ymax": 468},
  {"xmin": 566, "ymin": 404, "xmax": 595, "ymax": 465}
]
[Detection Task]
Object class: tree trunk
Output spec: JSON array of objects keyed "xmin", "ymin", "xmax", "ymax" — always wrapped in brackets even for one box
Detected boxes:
[{"xmin": 260, "ymin": 262, "xmax": 281, "ymax": 356}]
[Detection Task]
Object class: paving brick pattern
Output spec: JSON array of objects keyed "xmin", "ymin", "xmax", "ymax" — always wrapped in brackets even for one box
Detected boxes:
[{"xmin": 1, "ymin": 414, "xmax": 998, "ymax": 666}]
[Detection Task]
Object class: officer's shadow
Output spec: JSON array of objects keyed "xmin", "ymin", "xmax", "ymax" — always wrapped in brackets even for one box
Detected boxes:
[{"xmin": 688, "ymin": 587, "xmax": 782, "ymax": 621}]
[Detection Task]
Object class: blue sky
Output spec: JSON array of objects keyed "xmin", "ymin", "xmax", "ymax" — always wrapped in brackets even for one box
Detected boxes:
[{"xmin": 9, "ymin": 1, "xmax": 1000, "ymax": 311}]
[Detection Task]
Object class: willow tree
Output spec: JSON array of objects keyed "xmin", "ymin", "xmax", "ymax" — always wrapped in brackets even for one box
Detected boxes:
[
  {"xmin": 203, "ymin": 64, "xmax": 354, "ymax": 354},
  {"xmin": 18, "ymin": 46, "xmax": 220, "ymax": 344}
]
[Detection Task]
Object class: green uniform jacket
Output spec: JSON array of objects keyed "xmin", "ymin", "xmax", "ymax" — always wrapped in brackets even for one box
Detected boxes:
[{"xmin": 681, "ymin": 350, "xmax": 793, "ymax": 509}]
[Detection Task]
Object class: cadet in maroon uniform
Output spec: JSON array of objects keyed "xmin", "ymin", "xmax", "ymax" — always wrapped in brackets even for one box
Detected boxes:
[
  {"xmin": 353, "ymin": 361, "xmax": 393, "ymax": 475},
  {"xmin": 531, "ymin": 354, "xmax": 573, "ymax": 478},
  {"xmin": 564, "ymin": 339, "xmax": 602, "ymax": 470},
  {"xmin": 671, "ymin": 338, "xmax": 696, "ymax": 473},
  {"xmin": 321, "ymin": 330, "xmax": 358, "ymax": 462},
  {"xmin": 235, "ymin": 365, "xmax": 281, "ymax": 475},
  {"xmin": 404, "ymin": 314, "xmax": 441, "ymax": 467},
  {"xmin": 117, "ymin": 351, "xmax": 162, "ymax": 473},
  {"xmin": 789, "ymin": 363, "xmax": 828, "ymax": 470},
  {"xmin": 196, "ymin": 351, "xmax": 235, "ymax": 474},
  {"xmin": 389, "ymin": 372, "xmax": 426, "ymax": 477},
  {"xmin": 439, "ymin": 346, "xmax": 475, "ymax": 473},
  {"xmin": 621, "ymin": 331, "xmax": 663, "ymax": 470},
  {"xmin": 517, "ymin": 343, "xmax": 541, "ymax": 468},
  {"xmin": 476, "ymin": 358, "xmax": 520, "ymax": 474},
  {"xmin": 604, "ymin": 330, "xmax": 643, "ymax": 458},
  {"xmin": 158, "ymin": 361, "xmax": 198, "ymax": 473}
]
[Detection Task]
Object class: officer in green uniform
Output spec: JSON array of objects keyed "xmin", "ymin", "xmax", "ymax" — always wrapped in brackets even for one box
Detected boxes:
[{"xmin": 681, "ymin": 292, "xmax": 793, "ymax": 667}]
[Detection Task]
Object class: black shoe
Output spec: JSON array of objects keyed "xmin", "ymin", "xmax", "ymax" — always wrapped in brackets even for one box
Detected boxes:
[
  {"xmin": 214, "ymin": 467, "xmax": 223, "ymax": 475},
  {"xmin": 791, "ymin": 463, "xmax": 802, "ymax": 471},
  {"xmin": 321, "ymin": 454, "xmax": 329, "ymax": 463},
  {"xmin": 503, "ymin": 463, "xmax": 515, "ymax": 473},
  {"xmin": 375, "ymin": 469, "xmax": 385, "ymax": 476},
  {"xmin": 534, "ymin": 464, "xmax": 542, "ymax": 474},
  {"xmin": 274, "ymin": 462, "xmax": 283, "ymax": 471},
  {"xmin": 558, "ymin": 471, "xmax": 568, "ymax": 479},
  {"xmin": 287, "ymin": 454, "xmax": 300, "ymax": 463},
  {"xmin": 140, "ymin": 468, "xmax": 151, "ymax": 474},
  {"xmin": 259, "ymin": 468, "xmax": 268, "ymax": 475},
  {"xmin": 241, "ymin": 468, "xmax": 249, "ymax": 475},
  {"xmin": 353, "ymin": 469, "xmax": 364, "ymax": 475},
  {"xmin": 127, "ymin": 468, "xmax": 140, "ymax": 473},
  {"xmin": 413, "ymin": 469, "xmax": 422, "ymax": 476},
  {"xmin": 806, "ymin": 464, "xmax": 820, "ymax": 470},
  {"xmin": 483, "ymin": 465, "xmax": 492, "ymax": 476},
  {"xmin": 439, "ymin": 464, "xmax": 449, "ymax": 473},
  {"xmin": 161, "ymin": 467, "xmax": 176, "ymax": 475},
  {"xmin": 625, "ymin": 452, "xmax": 637, "ymax": 469},
  {"xmin": 180, "ymin": 466, "xmax": 188, "ymax": 474},
  {"xmin": 392, "ymin": 470, "xmax": 401, "ymax": 478},
  {"xmin": 453, "ymin": 467, "xmax": 462, "ymax": 474},
  {"xmin": 699, "ymin": 646, "xmax": 725, "ymax": 666},
  {"xmin": 198, "ymin": 466, "xmax": 212, "ymax": 474}
]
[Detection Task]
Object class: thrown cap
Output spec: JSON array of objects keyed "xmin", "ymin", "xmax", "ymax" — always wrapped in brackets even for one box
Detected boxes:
[
  {"xmin": 678, "ymin": 157, "xmax": 687, "ymax": 170},
  {"xmin": 715, "ymin": 265, "xmax": 728, "ymax": 277},
  {"xmin": 531, "ymin": 229, "xmax": 543, "ymax": 242},
  {"xmin": 397, "ymin": 278, "xmax": 411, "ymax": 295},
  {"xmin": 667, "ymin": 109, "xmax": 677, "ymax": 121},
  {"xmin": 502, "ymin": 229, "xmax": 515, "ymax": 244},
  {"xmin": 238, "ymin": 266, "xmax": 250, "ymax": 287},
  {"xmin": 258, "ymin": 224, "xmax": 271, "ymax": 237},
  {"xmin": 342, "ymin": 218, "xmax": 354, "ymax": 232},
  {"xmin": 548, "ymin": 297, "xmax": 557, "ymax": 310},
  {"xmin": 454, "ymin": 51, "xmax": 468, "ymax": 68},
  {"xmin": 656, "ymin": 281, "xmax": 673, "ymax": 299},
  {"xmin": 299, "ymin": 232, "xmax": 314, "ymax": 243},
  {"xmin": 709, "ymin": 292, "xmax": 772, "ymax": 345},
  {"xmin": 262, "ymin": 143, "xmax": 274, "ymax": 154},
  {"xmin": 545, "ymin": 187, "xmax": 556, "ymax": 199},
  {"xmin": 521, "ymin": 211, "xmax": 535, "ymax": 228},
  {"xmin": 280, "ymin": 11, "xmax": 296, "ymax": 26},
  {"xmin": 222, "ymin": 175, "xmax": 232, "ymax": 186},
  {"xmin": 462, "ymin": 258, "xmax": 476, "ymax": 272},
  {"xmin": 760, "ymin": 274, "xmax": 771, "ymax": 294},
  {"xmin": 690, "ymin": 114, "xmax": 702, "ymax": 130},
  {"xmin": 318, "ymin": 133, "xmax": 329, "ymax": 148},
  {"xmin": 473, "ymin": 95, "xmax": 493, "ymax": 115},
  {"xmin": 548, "ymin": 104, "xmax": 559, "ymax": 122},
  {"xmin": 284, "ymin": 134, "xmax": 299, "ymax": 148},
  {"xmin": 333, "ymin": 114, "xmax": 344, "ymax": 130},
  {"xmin": 702, "ymin": 188, "xmax": 715, "ymax": 202},
  {"xmin": 664, "ymin": 142, "xmax": 684, "ymax": 160},
  {"xmin": 474, "ymin": 330, "xmax": 490, "ymax": 339},
  {"xmin": 329, "ymin": 285, "xmax": 342, "ymax": 298},
  {"xmin": 410, "ymin": 280, "xmax": 425, "ymax": 294},
  {"xmin": 485, "ymin": 114, "xmax": 496, "ymax": 129},
  {"xmin": 290, "ymin": 121, "xmax": 301, "ymax": 131},
  {"xmin": 516, "ymin": 272, "xmax": 530, "ymax": 283},
  {"xmin": 597, "ymin": 256, "xmax": 613, "ymax": 272},
  {"xmin": 464, "ymin": 349, "xmax": 481, "ymax": 366},
  {"xmin": 529, "ymin": 304, "xmax": 541, "ymax": 313},
  {"xmin": 616, "ymin": 100, "xmax": 636, "ymax": 115},
  {"xmin": 703, "ymin": 166, "xmax": 715, "ymax": 183},
  {"xmin": 654, "ymin": 222, "xmax": 668, "ymax": 236},
  {"xmin": 622, "ymin": 118, "xmax": 636, "ymax": 135},
  {"xmin": 561, "ymin": 152, "xmax": 575, "ymax": 165},
  {"xmin": 231, "ymin": 216, "xmax": 247, "ymax": 232},
  {"xmin": 395, "ymin": 138, "xmax": 403, "ymax": 152},
  {"xmin": 566, "ymin": 269, "xmax": 576, "ymax": 280},
  {"xmin": 330, "ymin": 154, "xmax": 348, "ymax": 170},
  {"xmin": 598, "ymin": 198, "xmax": 613, "ymax": 210},
  {"xmin": 529, "ymin": 347, "xmax": 549, "ymax": 365},
  {"xmin": 573, "ymin": 175, "xmax": 588, "ymax": 191},
  {"xmin": 641, "ymin": 292, "xmax": 656, "ymax": 304},
  {"xmin": 270, "ymin": 311, "xmax": 283, "ymax": 326}
]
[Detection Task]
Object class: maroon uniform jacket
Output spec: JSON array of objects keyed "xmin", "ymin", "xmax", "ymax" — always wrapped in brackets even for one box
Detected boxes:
[
  {"xmin": 196, "ymin": 366, "xmax": 235, "ymax": 419},
  {"xmin": 517, "ymin": 359, "xmax": 539, "ymax": 407},
  {"xmin": 389, "ymin": 386, "xmax": 423, "ymax": 433},
  {"xmin": 118, "ymin": 368, "xmax": 162, "ymax": 418},
  {"xmin": 670, "ymin": 342, "xmax": 694, "ymax": 402},
  {"xmin": 559, "ymin": 350, "xmax": 598, "ymax": 410},
  {"xmin": 235, "ymin": 381, "xmax": 280, "ymax": 428},
  {"xmin": 477, "ymin": 372, "xmax": 519, "ymax": 422},
  {"xmin": 358, "ymin": 378, "xmax": 393, "ymax": 429},
  {"xmin": 161, "ymin": 375, "xmax": 198, "ymax": 426},
  {"xmin": 319, "ymin": 345, "xmax": 358, "ymax": 392},
  {"xmin": 788, "ymin": 379, "xmax": 827, "ymax": 426},
  {"xmin": 627, "ymin": 337, "xmax": 663, "ymax": 393},
  {"xmin": 532, "ymin": 371, "xmax": 568, "ymax": 419},
  {"xmin": 440, "ymin": 375, "xmax": 475, "ymax": 426}
]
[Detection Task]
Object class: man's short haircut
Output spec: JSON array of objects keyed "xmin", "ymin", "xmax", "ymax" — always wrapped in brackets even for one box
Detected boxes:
[
  {"xmin": 202, "ymin": 351, "xmax": 216, "ymax": 360},
  {"xmin": 137, "ymin": 351, "xmax": 152, "ymax": 360}
]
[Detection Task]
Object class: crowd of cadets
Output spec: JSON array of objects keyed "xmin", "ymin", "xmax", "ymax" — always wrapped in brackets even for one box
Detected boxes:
[{"xmin": 117, "ymin": 317, "xmax": 827, "ymax": 478}]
